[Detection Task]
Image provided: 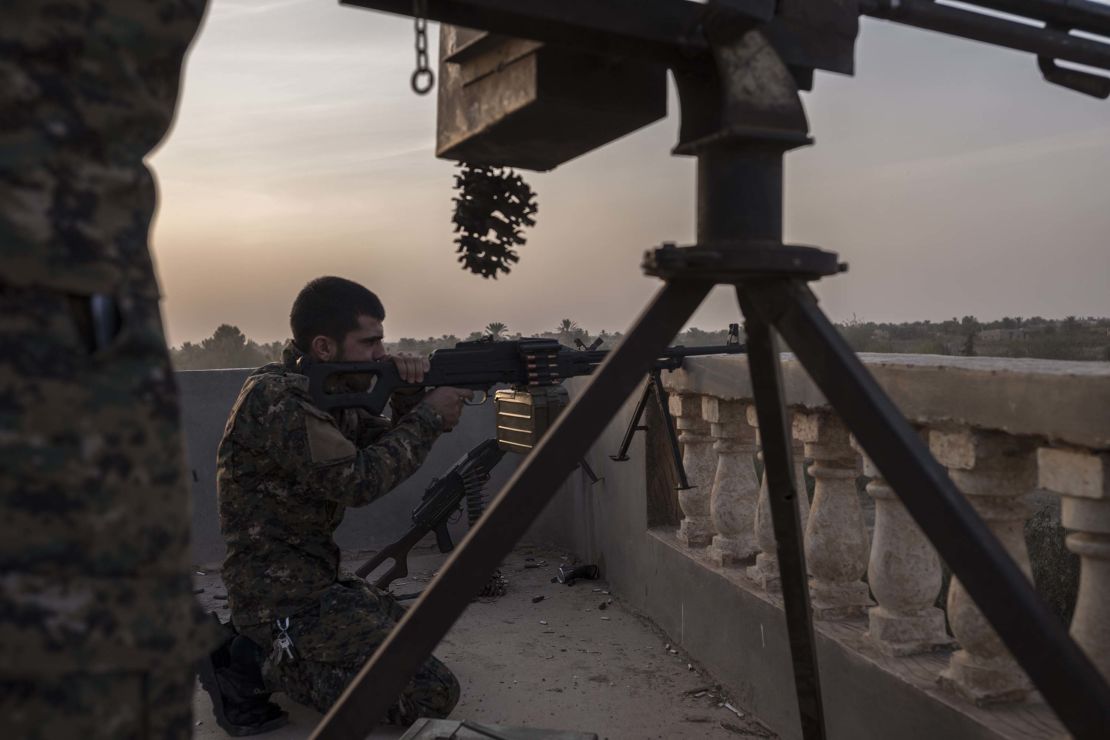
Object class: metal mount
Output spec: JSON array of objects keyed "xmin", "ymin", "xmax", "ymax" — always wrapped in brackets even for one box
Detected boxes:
[
  {"xmin": 644, "ymin": 242, "xmax": 846, "ymax": 282},
  {"xmin": 317, "ymin": 4, "xmax": 1110, "ymax": 740}
]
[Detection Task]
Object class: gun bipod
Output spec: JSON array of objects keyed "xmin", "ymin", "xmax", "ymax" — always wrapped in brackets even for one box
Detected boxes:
[{"xmin": 609, "ymin": 368, "xmax": 691, "ymax": 491}]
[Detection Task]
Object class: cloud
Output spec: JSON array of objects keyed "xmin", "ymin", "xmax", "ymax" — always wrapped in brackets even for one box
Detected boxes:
[{"xmin": 865, "ymin": 125, "xmax": 1110, "ymax": 181}]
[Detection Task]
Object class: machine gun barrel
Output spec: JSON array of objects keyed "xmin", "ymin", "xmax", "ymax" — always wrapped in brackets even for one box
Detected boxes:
[
  {"xmin": 565, "ymin": 341, "xmax": 746, "ymax": 375},
  {"xmin": 860, "ymin": 0, "xmax": 1110, "ymax": 72}
]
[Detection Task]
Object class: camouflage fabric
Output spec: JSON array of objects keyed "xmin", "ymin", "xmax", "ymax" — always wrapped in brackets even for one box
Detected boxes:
[
  {"xmin": 218, "ymin": 344, "xmax": 445, "ymax": 626},
  {"xmin": 218, "ymin": 344, "xmax": 458, "ymax": 715},
  {"xmin": 0, "ymin": 667, "xmax": 194, "ymax": 740},
  {"xmin": 239, "ymin": 580, "xmax": 459, "ymax": 721},
  {"xmin": 0, "ymin": 0, "xmax": 208, "ymax": 297},
  {"xmin": 0, "ymin": 287, "xmax": 213, "ymax": 676},
  {"xmin": 0, "ymin": 0, "xmax": 213, "ymax": 734}
]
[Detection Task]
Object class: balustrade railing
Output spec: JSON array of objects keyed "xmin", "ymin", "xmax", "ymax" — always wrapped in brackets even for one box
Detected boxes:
[
  {"xmin": 705, "ymin": 398, "xmax": 759, "ymax": 567},
  {"xmin": 659, "ymin": 353, "xmax": 1110, "ymax": 716}
]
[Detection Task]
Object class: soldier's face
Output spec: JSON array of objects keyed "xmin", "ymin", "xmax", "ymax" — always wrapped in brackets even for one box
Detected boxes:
[{"xmin": 336, "ymin": 315, "xmax": 387, "ymax": 363}]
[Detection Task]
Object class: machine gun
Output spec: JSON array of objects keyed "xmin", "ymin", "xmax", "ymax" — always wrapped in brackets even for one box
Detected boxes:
[
  {"xmin": 307, "ymin": 328, "xmax": 743, "ymax": 478},
  {"xmin": 304, "ymin": 331, "xmax": 746, "ymax": 418},
  {"xmin": 356, "ymin": 438, "xmax": 505, "ymax": 590}
]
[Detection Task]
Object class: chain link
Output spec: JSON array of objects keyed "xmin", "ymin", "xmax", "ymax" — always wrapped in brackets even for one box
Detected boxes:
[{"xmin": 411, "ymin": 0, "xmax": 434, "ymax": 95}]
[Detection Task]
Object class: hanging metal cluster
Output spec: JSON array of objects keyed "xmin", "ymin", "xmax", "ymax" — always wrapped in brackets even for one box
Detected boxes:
[{"xmin": 451, "ymin": 163, "xmax": 538, "ymax": 278}]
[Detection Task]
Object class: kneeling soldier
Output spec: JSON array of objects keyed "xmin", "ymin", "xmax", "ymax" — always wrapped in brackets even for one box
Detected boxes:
[{"xmin": 205, "ymin": 276, "xmax": 470, "ymax": 730}]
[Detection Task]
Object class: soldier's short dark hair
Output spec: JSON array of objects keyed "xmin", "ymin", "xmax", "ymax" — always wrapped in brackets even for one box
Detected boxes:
[{"xmin": 290, "ymin": 276, "xmax": 386, "ymax": 351}]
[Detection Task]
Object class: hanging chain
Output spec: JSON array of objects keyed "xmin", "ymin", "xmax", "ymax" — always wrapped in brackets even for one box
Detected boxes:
[{"xmin": 411, "ymin": 0, "xmax": 434, "ymax": 95}]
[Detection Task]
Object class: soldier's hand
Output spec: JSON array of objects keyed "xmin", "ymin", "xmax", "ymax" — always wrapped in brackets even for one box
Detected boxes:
[
  {"xmin": 423, "ymin": 387, "xmax": 474, "ymax": 431},
  {"xmin": 386, "ymin": 352, "xmax": 430, "ymax": 384}
]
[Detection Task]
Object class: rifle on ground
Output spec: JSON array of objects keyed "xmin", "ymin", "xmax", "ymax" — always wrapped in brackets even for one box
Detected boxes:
[
  {"xmin": 356, "ymin": 438, "xmax": 505, "ymax": 589},
  {"xmin": 304, "ymin": 327, "xmax": 746, "ymax": 416}
]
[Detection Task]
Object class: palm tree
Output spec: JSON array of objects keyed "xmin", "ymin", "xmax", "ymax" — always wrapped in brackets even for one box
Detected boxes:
[
  {"xmin": 557, "ymin": 318, "xmax": 578, "ymax": 335},
  {"xmin": 484, "ymin": 322, "xmax": 508, "ymax": 340}
]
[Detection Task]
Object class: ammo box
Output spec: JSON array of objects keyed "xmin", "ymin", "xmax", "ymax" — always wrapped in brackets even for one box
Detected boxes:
[
  {"xmin": 494, "ymin": 386, "xmax": 570, "ymax": 454},
  {"xmin": 436, "ymin": 26, "xmax": 667, "ymax": 171}
]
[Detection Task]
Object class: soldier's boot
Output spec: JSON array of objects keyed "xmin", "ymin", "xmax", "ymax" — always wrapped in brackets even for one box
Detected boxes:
[
  {"xmin": 198, "ymin": 617, "xmax": 288, "ymax": 736},
  {"xmin": 383, "ymin": 695, "xmax": 417, "ymax": 726}
]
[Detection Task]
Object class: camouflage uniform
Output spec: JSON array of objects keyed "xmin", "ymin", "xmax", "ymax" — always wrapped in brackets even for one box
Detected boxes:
[
  {"xmin": 0, "ymin": 2, "xmax": 214, "ymax": 738},
  {"xmin": 217, "ymin": 345, "xmax": 460, "ymax": 720}
]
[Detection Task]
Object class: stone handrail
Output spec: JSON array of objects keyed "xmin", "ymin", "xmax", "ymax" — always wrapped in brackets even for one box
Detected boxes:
[{"xmin": 661, "ymin": 353, "xmax": 1110, "ymax": 709}]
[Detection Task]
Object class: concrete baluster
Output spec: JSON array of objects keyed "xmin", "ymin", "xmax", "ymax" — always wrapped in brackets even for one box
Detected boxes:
[
  {"xmin": 705, "ymin": 398, "xmax": 759, "ymax": 567},
  {"xmin": 1038, "ymin": 447, "xmax": 1110, "ymax": 684},
  {"xmin": 670, "ymin": 393, "xmax": 716, "ymax": 548},
  {"xmin": 797, "ymin": 411, "xmax": 871, "ymax": 619},
  {"xmin": 932, "ymin": 429, "xmax": 1035, "ymax": 704},
  {"xmin": 852, "ymin": 436, "xmax": 950, "ymax": 655},
  {"xmin": 748, "ymin": 410, "xmax": 811, "ymax": 591}
]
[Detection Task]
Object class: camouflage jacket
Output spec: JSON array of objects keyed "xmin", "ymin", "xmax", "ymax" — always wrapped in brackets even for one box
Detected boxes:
[{"xmin": 217, "ymin": 345, "xmax": 443, "ymax": 627}]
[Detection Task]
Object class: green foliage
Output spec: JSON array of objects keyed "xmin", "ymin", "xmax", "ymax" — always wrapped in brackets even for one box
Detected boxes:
[
  {"xmin": 452, "ymin": 164, "xmax": 537, "ymax": 278},
  {"xmin": 484, "ymin": 322, "xmax": 508, "ymax": 340},
  {"xmin": 171, "ymin": 325, "xmax": 282, "ymax": 370},
  {"xmin": 960, "ymin": 331, "xmax": 977, "ymax": 357},
  {"xmin": 835, "ymin": 315, "xmax": 1109, "ymax": 361}
]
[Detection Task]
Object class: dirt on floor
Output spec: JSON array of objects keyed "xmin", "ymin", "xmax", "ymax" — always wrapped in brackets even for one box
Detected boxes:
[{"xmin": 191, "ymin": 543, "xmax": 776, "ymax": 740}]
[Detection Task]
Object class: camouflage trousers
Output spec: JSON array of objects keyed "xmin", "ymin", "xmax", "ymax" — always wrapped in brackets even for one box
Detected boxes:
[
  {"xmin": 0, "ymin": 668, "xmax": 194, "ymax": 740},
  {"xmin": 240, "ymin": 578, "xmax": 459, "ymax": 721}
]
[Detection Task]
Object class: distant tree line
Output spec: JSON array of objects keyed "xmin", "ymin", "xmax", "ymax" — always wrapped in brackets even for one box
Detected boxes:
[
  {"xmin": 837, "ymin": 315, "xmax": 1110, "ymax": 361},
  {"xmin": 170, "ymin": 324, "xmax": 285, "ymax": 370},
  {"xmin": 170, "ymin": 315, "xmax": 1110, "ymax": 370}
]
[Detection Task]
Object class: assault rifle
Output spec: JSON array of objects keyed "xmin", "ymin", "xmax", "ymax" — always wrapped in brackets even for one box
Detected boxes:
[
  {"xmin": 356, "ymin": 438, "xmax": 505, "ymax": 589},
  {"xmin": 305, "ymin": 325, "xmax": 746, "ymax": 415}
]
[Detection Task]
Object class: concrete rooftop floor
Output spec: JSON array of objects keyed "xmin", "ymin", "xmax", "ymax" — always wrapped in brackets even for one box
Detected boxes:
[{"xmin": 192, "ymin": 544, "xmax": 777, "ymax": 740}]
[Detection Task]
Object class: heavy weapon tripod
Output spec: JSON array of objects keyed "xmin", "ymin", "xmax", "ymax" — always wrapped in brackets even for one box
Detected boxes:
[{"xmin": 315, "ymin": 2, "xmax": 1110, "ymax": 739}]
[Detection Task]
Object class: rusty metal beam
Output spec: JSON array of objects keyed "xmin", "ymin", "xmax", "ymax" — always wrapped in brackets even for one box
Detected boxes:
[{"xmin": 340, "ymin": 0, "xmax": 768, "ymax": 69}]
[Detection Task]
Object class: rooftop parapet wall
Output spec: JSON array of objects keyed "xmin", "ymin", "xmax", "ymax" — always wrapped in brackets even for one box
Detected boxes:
[
  {"xmin": 651, "ymin": 353, "xmax": 1110, "ymax": 736},
  {"xmin": 663, "ymin": 354, "xmax": 1110, "ymax": 449},
  {"xmin": 525, "ymin": 353, "xmax": 1110, "ymax": 739}
]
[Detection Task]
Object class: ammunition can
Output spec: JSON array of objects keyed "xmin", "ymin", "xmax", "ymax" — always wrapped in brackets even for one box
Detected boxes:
[
  {"xmin": 494, "ymin": 386, "xmax": 570, "ymax": 454},
  {"xmin": 436, "ymin": 26, "xmax": 667, "ymax": 172}
]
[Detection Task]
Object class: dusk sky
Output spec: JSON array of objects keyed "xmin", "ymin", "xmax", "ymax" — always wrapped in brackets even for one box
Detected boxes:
[{"xmin": 149, "ymin": 0, "xmax": 1110, "ymax": 347}]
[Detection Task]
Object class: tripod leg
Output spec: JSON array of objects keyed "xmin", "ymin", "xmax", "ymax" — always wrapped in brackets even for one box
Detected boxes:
[
  {"xmin": 610, "ymin": 376, "xmax": 653, "ymax": 461},
  {"xmin": 742, "ymin": 279, "xmax": 1110, "ymax": 738},
  {"xmin": 652, "ymin": 372, "xmax": 691, "ymax": 490},
  {"xmin": 311, "ymin": 280, "xmax": 711, "ymax": 740},
  {"xmin": 737, "ymin": 289, "xmax": 826, "ymax": 740},
  {"xmin": 579, "ymin": 457, "xmax": 601, "ymax": 484}
]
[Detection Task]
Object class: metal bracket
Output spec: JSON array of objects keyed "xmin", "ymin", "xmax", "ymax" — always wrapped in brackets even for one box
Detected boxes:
[{"xmin": 644, "ymin": 242, "xmax": 846, "ymax": 282}]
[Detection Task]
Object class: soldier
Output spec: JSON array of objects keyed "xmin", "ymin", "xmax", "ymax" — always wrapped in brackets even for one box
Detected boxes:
[
  {"xmin": 0, "ymin": 1, "xmax": 215, "ymax": 738},
  {"xmin": 209, "ymin": 276, "xmax": 469, "ymax": 728}
]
